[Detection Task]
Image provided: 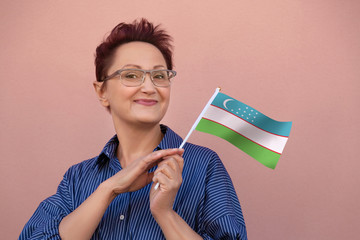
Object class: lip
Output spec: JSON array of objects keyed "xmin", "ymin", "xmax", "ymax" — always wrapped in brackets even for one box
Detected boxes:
[{"xmin": 134, "ymin": 99, "xmax": 158, "ymax": 106}]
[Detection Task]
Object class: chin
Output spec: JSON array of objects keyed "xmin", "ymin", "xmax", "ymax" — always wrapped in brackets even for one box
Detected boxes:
[
  {"xmin": 134, "ymin": 116, "xmax": 163, "ymax": 125},
  {"xmin": 134, "ymin": 111, "xmax": 166, "ymax": 122}
]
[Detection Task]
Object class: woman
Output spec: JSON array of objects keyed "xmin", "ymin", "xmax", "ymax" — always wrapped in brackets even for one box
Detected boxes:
[{"xmin": 19, "ymin": 19, "xmax": 247, "ymax": 240}]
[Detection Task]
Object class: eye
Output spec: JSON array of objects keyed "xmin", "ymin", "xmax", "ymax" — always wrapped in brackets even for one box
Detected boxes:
[
  {"xmin": 125, "ymin": 73, "xmax": 138, "ymax": 79},
  {"xmin": 121, "ymin": 70, "xmax": 142, "ymax": 79},
  {"xmin": 153, "ymin": 74, "xmax": 165, "ymax": 79},
  {"xmin": 153, "ymin": 71, "xmax": 168, "ymax": 80}
]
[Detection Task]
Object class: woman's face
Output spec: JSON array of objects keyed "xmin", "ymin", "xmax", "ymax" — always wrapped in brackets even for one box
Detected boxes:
[{"xmin": 101, "ymin": 41, "xmax": 171, "ymax": 127}]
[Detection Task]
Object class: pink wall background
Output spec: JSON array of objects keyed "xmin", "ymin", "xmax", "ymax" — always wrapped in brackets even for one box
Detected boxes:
[{"xmin": 1, "ymin": 0, "xmax": 359, "ymax": 239}]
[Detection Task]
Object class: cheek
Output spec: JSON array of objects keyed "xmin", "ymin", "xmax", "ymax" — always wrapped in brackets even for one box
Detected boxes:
[
  {"xmin": 106, "ymin": 83, "xmax": 135, "ymax": 102},
  {"xmin": 161, "ymin": 90, "xmax": 171, "ymax": 105}
]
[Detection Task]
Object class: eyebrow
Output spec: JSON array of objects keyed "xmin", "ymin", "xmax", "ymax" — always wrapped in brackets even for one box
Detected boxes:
[{"xmin": 121, "ymin": 64, "xmax": 166, "ymax": 69}]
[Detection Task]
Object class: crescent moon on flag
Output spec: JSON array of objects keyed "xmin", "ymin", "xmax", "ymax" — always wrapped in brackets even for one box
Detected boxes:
[{"xmin": 223, "ymin": 99, "xmax": 234, "ymax": 110}]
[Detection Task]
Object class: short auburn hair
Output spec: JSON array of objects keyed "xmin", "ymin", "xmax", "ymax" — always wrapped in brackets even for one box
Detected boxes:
[{"xmin": 95, "ymin": 18, "xmax": 174, "ymax": 82}]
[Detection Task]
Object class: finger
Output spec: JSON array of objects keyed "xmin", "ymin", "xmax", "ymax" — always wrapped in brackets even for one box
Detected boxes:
[
  {"xmin": 147, "ymin": 150, "xmax": 184, "ymax": 171},
  {"xmin": 143, "ymin": 149, "xmax": 182, "ymax": 165},
  {"xmin": 137, "ymin": 148, "xmax": 182, "ymax": 172},
  {"xmin": 152, "ymin": 172, "xmax": 171, "ymax": 189},
  {"xmin": 155, "ymin": 159, "xmax": 183, "ymax": 189},
  {"xmin": 161, "ymin": 155, "xmax": 183, "ymax": 173},
  {"xmin": 172, "ymin": 154, "xmax": 184, "ymax": 171},
  {"xmin": 124, "ymin": 150, "xmax": 181, "ymax": 187},
  {"xmin": 177, "ymin": 148, "xmax": 185, "ymax": 157},
  {"xmin": 154, "ymin": 164, "xmax": 175, "ymax": 180},
  {"xmin": 160, "ymin": 158, "xmax": 179, "ymax": 173}
]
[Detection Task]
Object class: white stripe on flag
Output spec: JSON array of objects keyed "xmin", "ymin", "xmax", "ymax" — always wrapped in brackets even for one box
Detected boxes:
[{"xmin": 203, "ymin": 105, "xmax": 289, "ymax": 154}]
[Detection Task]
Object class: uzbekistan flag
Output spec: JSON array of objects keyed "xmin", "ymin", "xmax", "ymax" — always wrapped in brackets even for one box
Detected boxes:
[{"xmin": 194, "ymin": 88, "xmax": 292, "ymax": 169}]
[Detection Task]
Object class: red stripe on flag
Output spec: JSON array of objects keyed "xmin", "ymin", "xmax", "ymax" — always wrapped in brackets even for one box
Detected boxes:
[
  {"xmin": 202, "ymin": 117, "xmax": 282, "ymax": 155},
  {"xmin": 211, "ymin": 105, "xmax": 289, "ymax": 138}
]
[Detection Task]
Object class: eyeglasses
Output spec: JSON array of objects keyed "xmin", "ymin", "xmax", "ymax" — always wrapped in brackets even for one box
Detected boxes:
[{"xmin": 101, "ymin": 69, "xmax": 177, "ymax": 87}]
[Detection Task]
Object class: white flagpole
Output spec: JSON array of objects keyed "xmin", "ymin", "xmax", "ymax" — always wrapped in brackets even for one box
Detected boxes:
[
  {"xmin": 178, "ymin": 87, "xmax": 221, "ymax": 149},
  {"xmin": 154, "ymin": 87, "xmax": 220, "ymax": 190}
]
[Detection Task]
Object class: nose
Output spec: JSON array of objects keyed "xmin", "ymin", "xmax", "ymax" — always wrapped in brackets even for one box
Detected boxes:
[{"xmin": 141, "ymin": 72, "xmax": 156, "ymax": 93}]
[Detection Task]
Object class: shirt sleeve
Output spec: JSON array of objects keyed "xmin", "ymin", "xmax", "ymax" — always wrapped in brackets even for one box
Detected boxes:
[
  {"xmin": 19, "ymin": 173, "xmax": 73, "ymax": 240},
  {"xmin": 198, "ymin": 152, "xmax": 247, "ymax": 240}
]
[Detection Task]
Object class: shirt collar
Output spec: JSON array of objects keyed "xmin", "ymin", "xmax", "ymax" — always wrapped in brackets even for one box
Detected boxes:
[
  {"xmin": 157, "ymin": 124, "xmax": 183, "ymax": 150},
  {"xmin": 95, "ymin": 124, "xmax": 183, "ymax": 167},
  {"xmin": 95, "ymin": 134, "xmax": 119, "ymax": 167}
]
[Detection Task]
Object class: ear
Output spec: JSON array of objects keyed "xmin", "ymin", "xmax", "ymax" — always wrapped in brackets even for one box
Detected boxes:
[{"xmin": 93, "ymin": 81, "xmax": 110, "ymax": 107}]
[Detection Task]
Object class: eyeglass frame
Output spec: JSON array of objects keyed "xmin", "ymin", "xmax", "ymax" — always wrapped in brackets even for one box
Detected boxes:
[{"xmin": 100, "ymin": 68, "xmax": 177, "ymax": 87}]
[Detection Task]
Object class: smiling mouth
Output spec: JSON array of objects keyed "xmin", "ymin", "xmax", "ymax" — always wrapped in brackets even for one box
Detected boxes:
[{"xmin": 134, "ymin": 99, "xmax": 158, "ymax": 106}]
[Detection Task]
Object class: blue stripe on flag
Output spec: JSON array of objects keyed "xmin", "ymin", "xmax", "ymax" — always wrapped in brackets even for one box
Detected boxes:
[{"xmin": 211, "ymin": 92, "xmax": 292, "ymax": 137}]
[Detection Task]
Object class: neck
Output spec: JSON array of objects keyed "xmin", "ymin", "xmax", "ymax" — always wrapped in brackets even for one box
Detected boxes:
[{"xmin": 114, "ymin": 121, "xmax": 163, "ymax": 168}]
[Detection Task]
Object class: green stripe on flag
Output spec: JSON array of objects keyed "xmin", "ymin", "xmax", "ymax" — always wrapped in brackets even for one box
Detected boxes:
[{"xmin": 196, "ymin": 118, "xmax": 280, "ymax": 169}]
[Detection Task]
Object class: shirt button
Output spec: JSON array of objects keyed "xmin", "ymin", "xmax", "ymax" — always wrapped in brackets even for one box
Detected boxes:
[{"xmin": 120, "ymin": 215, "xmax": 125, "ymax": 220}]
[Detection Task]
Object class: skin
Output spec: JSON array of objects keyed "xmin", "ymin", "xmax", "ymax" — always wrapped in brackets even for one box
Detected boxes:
[{"xmin": 59, "ymin": 42, "xmax": 202, "ymax": 239}]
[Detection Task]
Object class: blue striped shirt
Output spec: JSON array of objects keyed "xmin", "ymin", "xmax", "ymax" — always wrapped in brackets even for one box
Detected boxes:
[{"xmin": 19, "ymin": 125, "xmax": 247, "ymax": 239}]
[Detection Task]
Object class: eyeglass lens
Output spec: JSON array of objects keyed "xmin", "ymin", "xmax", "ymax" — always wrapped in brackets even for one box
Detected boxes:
[{"xmin": 120, "ymin": 69, "xmax": 173, "ymax": 87}]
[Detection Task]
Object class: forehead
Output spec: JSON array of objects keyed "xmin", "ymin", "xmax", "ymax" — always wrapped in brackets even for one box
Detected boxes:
[{"xmin": 109, "ymin": 41, "xmax": 166, "ymax": 72}]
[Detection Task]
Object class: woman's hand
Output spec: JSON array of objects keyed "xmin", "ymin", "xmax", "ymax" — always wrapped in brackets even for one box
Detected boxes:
[
  {"xmin": 59, "ymin": 148, "xmax": 183, "ymax": 240},
  {"xmin": 105, "ymin": 148, "xmax": 184, "ymax": 199},
  {"xmin": 149, "ymin": 151, "xmax": 202, "ymax": 240},
  {"xmin": 149, "ymin": 149, "xmax": 184, "ymax": 217}
]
